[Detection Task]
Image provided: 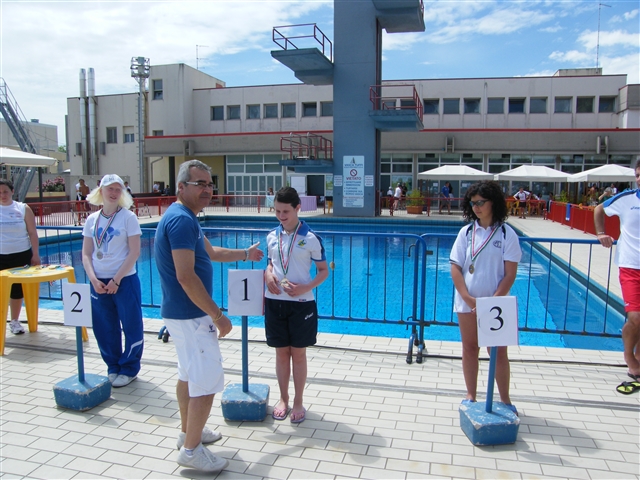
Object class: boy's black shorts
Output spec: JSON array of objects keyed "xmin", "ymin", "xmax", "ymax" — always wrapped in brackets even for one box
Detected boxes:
[{"xmin": 264, "ymin": 298, "xmax": 318, "ymax": 348}]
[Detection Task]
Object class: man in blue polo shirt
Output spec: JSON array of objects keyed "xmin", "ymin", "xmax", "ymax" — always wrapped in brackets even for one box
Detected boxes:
[{"xmin": 155, "ymin": 159, "xmax": 263, "ymax": 472}]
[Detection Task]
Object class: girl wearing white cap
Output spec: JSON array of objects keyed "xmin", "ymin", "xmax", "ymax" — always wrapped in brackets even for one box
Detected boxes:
[{"xmin": 82, "ymin": 174, "xmax": 143, "ymax": 388}]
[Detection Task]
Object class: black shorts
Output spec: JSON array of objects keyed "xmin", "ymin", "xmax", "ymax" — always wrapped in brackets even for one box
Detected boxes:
[
  {"xmin": 518, "ymin": 201, "xmax": 526, "ymax": 208},
  {"xmin": 264, "ymin": 298, "xmax": 318, "ymax": 348},
  {"xmin": 0, "ymin": 249, "xmax": 33, "ymax": 299}
]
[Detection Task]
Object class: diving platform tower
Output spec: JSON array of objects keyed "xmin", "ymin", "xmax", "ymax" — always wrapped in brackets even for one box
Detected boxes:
[{"xmin": 271, "ymin": 0, "xmax": 425, "ymax": 216}]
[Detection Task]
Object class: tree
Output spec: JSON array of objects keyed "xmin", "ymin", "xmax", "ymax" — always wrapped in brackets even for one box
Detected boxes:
[{"xmin": 58, "ymin": 145, "xmax": 67, "ymax": 153}]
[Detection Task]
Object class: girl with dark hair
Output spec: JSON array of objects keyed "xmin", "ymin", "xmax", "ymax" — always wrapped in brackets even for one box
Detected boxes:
[{"xmin": 449, "ymin": 180, "xmax": 521, "ymax": 414}]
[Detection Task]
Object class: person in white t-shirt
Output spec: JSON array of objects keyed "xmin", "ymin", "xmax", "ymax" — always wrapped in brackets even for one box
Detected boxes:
[
  {"xmin": 513, "ymin": 187, "xmax": 530, "ymax": 219},
  {"xmin": 450, "ymin": 180, "xmax": 522, "ymax": 415},
  {"xmin": 594, "ymin": 159, "xmax": 640, "ymax": 381},
  {"xmin": 82, "ymin": 174, "xmax": 143, "ymax": 388}
]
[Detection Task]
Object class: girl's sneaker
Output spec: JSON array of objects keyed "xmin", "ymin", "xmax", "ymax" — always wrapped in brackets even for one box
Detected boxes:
[{"xmin": 10, "ymin": 320, "xmax": 25, "ymax": 335}]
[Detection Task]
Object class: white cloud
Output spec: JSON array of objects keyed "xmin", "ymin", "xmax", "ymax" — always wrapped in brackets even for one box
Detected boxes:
[
  {"xmin": 577, "ymin": 29, "xmax": 639, "ymax": 50},
  {"xmin": 624, "ymin": 9, "xmax": 639, "ymax": 20},
  {"xmin": 601, "ymin": 52, "xmax": 640, "ymax": 83},
  {"xmin": 611, "ymin": 9, "xmax": 639, "ymax": 22},
  {"xmin": 540, "ymin": 25, "xmax": 562, "ymax": 33},
  {"xmin": 549, "ymin": 50, "xmax": 592, "ymax": 62},
  {"xmin": 382, "ymin": 32, "xmax": 425, "ymax": 51}
]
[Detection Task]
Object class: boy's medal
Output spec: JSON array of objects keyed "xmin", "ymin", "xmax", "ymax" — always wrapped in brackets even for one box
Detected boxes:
[{"xmin": 278, "ymin": 222, "xmax": 301, "ymax": 286}]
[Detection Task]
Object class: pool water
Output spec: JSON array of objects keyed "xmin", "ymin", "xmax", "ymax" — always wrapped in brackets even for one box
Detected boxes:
[{"xmin": 38, "ymin": 217, "xmax": 624, "ymax": 351}]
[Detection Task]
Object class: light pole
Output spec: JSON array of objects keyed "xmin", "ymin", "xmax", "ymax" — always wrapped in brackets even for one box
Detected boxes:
[{"xmin": 130, "ymin": 57, "xmax": 150, "ymax": 193}]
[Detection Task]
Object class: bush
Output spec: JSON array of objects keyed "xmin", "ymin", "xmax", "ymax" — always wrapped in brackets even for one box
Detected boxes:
[
  {"xmin": 40, "ymin": 177, "xmax": 65, "ymax": 192},
  {"xmin": 406, "ymin": 190, "xmax": 423, "ymax": 207}
]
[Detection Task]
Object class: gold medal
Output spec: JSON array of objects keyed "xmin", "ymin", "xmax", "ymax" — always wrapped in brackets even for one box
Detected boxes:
[
  {"xmin": 469, "ymin": 264, "xmax": 474, "ymax": 274},
  {"xmin": 97, "ymin": 251, "xmax": 104, "ymax": 260}
]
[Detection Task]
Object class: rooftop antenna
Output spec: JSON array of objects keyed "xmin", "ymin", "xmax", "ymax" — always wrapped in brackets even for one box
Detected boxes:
[
  {"xmin": 596, "ymin": 3, "xmax": 611, "ymax": 69},
  {"xmin": 196, "ymin": 45, "xmax": 209, "ymax": 70}
]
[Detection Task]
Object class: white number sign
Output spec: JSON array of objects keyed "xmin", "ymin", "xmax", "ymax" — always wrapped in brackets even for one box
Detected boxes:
[
  {"xmin": 62, "ymin": 283, "xmax": 92, "ymax": 327},
  {"xmin": 476, "ymin": 296, "xmax": 519, "ymax": 347},
  {"xmin": 227, "ymin": 270, "xmax": 264, "ymax": 316}
]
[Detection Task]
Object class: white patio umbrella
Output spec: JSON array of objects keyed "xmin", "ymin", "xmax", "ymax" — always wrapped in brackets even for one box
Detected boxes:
[
  {"xmin": 0, "ymin": 147, "xmax": 57, "ymax": 167},
  {"xmin": 494, "ymin": 165, "xmax": 570, "ymax": 182},
  {"xmin": 567, "ymin": 164, "xmax": 637, "ymax": 183},
  {"xmin": 417, "ymin": 164, "xmax": 494, "ymax": 181}
]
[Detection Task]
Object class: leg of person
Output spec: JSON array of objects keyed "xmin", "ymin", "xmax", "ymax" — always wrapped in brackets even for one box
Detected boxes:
[
  {"xmin": 290, "ymin": 347, "xmax": 308, "ymax": 422},
  {"xmin": 90, "ymin": 281, "xmax": 123, "ymax": 378},
  {"xmin": 274, "ymin": 347, "xmax": 292, "ymax": 419},
  {"xmin": 3, "ymin": 250, "xmax": 32, "ymax": 334},
  {"xmin": 9, "ymin": 296, "xmax": 25, "ymax": 334},
  {"xmin": 289, "ymin": 300, "xmax": 318, "ymax": 423},
  {"xmin": 623, "ymin": 311, "xmax": 640, "ymax": 377},
  {"xmin": 113, "ymin": 274, "xmax": 143, "ymax": 381},
  {"xmin": 458, "ymin": 312, "xmax": 480, "ymax": 401}
]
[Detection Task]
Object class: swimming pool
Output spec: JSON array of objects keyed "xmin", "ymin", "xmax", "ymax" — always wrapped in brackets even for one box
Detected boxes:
[{"xmin": 37, "ymin": 217, "xmax": 624, "ymax": 351}]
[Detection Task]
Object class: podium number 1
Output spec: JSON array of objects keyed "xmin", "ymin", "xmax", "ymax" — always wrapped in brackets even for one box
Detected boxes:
[{"xmin": 228, "ymin": 270, "xmax": 264, "ymax": 316}]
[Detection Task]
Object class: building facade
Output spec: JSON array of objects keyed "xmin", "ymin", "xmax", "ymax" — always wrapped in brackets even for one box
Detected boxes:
[{"xmin": 66, "ymin": 63, "xmax": 640, "ymax": 202}]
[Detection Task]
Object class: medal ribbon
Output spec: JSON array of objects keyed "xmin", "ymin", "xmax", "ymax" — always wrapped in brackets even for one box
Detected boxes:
[
  {"xmin": 94, "ymin": 208, "xmax": 120, "ymax": 249},
  {"xmin": 278, "ymin": 221, "xmax": 301, "ymax": 278},
  {"xmin": 470, "ymin": 222, "xmax": 500, "ymax": 264}
]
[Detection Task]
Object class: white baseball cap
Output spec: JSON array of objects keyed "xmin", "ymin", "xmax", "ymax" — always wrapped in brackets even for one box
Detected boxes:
[{"xmin": 100, "ymin": 174, "xmax": 125, "ymax": 188}]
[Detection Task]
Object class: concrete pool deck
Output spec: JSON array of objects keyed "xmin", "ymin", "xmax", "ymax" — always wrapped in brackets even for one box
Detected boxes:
[
  {"xmin": 4, "ymin": 211, "xmax": 636, "ymax": 479},
  {"xmin": 1, "ymin": 311, "xmax": 639, "ymax": 479}
]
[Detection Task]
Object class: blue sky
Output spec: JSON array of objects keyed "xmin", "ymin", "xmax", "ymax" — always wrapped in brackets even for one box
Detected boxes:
[{"xmin": 1, "ymin": 0, "xmax": 638, "ymax": 145}]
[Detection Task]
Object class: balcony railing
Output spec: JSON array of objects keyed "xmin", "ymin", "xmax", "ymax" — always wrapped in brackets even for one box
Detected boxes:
[{"xmin": 272, "ymin": 23, "xmax": 333, "ymax": 61}]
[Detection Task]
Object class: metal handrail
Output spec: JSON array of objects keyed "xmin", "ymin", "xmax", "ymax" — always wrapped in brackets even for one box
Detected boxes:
[
  {"xmin": 369, "ymin": 84, "xmax": 423, "ymax": 117},
  {"xmin": 272, "ymin": 23, "xmax": 333, "ymax": 61}
]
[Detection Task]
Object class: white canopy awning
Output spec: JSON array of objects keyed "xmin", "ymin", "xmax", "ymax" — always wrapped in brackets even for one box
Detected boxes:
[
  {"xmin": 0, "ymin": 147, "xmax": 57, "ymax": 167},
  {"xmin": 494, "ymin": 165, "xmax": 570, "ymax": 182},
  {"xmin": 568, "ymin": 164, "xmax": 637, "ymax": 183},
  {"xmin": 417, "ymin": 165, "xmax": 494, "ymax": 181}
]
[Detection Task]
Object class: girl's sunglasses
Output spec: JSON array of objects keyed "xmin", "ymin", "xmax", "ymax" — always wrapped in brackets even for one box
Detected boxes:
[{"xmin": 469, "ymin": 200, "xmax": 488, "ymax": 207}]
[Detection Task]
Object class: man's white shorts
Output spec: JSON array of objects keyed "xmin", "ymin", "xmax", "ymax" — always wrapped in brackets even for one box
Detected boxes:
[{"xmin": 163, "ymin": 315, "xmax": 224, "ymax": 397}]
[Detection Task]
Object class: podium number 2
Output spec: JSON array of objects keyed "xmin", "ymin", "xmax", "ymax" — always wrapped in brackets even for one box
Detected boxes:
[
  {"xmin": 489, "ymin": 306, "xmax": 504, "ymax": 331},
  {"xmin": 70, "ymin": 291, "xmax": 83, "ymax": 312}
]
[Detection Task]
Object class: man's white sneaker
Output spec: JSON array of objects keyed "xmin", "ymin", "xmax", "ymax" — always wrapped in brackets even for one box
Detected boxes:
[
  {"xmin": 9, "ymin": 320, "xmax": 25, "ymax": 335},
  {"xmin": 108, "ymin": 374, "xmax": 118, "ymax": 383},
  {"xmin": 177, "ymin": 443, "xmax": 228, "ymax": 472},
  {"xmin": 112, "ymin": 374, "xmax": 136, "ymax": 388},
  {"xmin": 176, "ymin": 426, "xmax": 222, "ymax": 450}
]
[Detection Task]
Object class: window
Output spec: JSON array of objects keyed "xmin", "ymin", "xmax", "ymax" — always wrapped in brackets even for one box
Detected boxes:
[
  {"xmin": 264, "ymin": 104, "xmax": 278, "ymax": 118},
  {"xmin": 246, "ymin": 104, "xmax": 260, "ymax": 119},
  {"xmin": 211, "ymin": 106, "xmax": 223, "ymax": 121},
  {"xmin": 106, "ymin": 127, "xmax": 117, "ymax": 144},
  {"xmin": 577, "ymin": 97, "xmax": 594, "ymax": 113},
  {"xmin": 320, "ymin": 101, "xmax": 333, "ymax": 117},
  {"xmin": 152, "ymin": 130, "xmax": 164, "ymax": 136},
  {"xmin": 123, "ymin": 126, "xmax": 134, "ymax": 143},
  {"xmin": 464, "ymin": 98, "xmax": 480, "ymax": 114},
  {"xmin": 508, "ymin": 98, "xmax": 525, "ymax": 113},
  {"xmin": 487, "ymin": 98, "xmax": 504, "ymax": 114},
  {"xmin": 302, "ymin": 102, "xmax": 317, "ymax": 117},
  {"xmin": 443, "ymin": 98, "xmax": 459, "ymax": 114},
  {"xmin": 282, "ymin": 103, "xmax": 296, "ymax": 118},
  {"xmin": 554, "ymin": 97, "xmax": 572, "ymax": 113},
  {"xmin": 152, "ymin": 79, "xmax": 163, "ymax": 100},
  {"xmin": 599, "ymin": 96, "xmax": 616, "ymax": 113},
  {"xmin": 530, "ymin": 97, "xmax": 547, "ymax": 114},
  {"xmin": 423, "ymin": 99, "xmax": 439, "ymax": 114},
  {"xmin": 227, "ymin": 105, "xmax": 240, "ymax": 120}
]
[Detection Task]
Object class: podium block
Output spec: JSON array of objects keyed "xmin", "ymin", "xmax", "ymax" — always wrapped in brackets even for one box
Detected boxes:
[
  {"xmin": 221, "ymin": 383, "xmax": 269, "ymax": 422},
  {"xmin": 459, "ymin": 401, "xmax": 520, "ymax": 446},
  {"xmin": 53, "ymin": 374, "xmax": 111, "ymax": 411}
]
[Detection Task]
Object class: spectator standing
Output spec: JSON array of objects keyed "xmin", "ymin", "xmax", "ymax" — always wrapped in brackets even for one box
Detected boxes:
[
  {"xmin": 513, "ymin": 187, "xmax": 530, "ymax": 219},
  {"xmin": 81, "ymin": 174, "xmax": 143, "ymax": 388},
  {"xmin": 393, "ymin": 183, "xmax": 402, "ymax": 212},
  {"xmin": 594, "ymin": 159, "xmax": 640, "ymax": 382},
  {"xmin": 155, "ymin": 159, "xmax": 263, "ymax": 472},
  {"xmin": 440, "ymin": 182, "xmax": 451, "ymax": 214},
  {"xmin": 0, "ymin": 179, "xmax": 40, "ymax": 334}
]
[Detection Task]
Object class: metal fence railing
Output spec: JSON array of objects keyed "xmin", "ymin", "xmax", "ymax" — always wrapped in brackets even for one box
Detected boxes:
[{"xmin": 35, "ymin": 226, "xmax": 624, "ymax": 359}]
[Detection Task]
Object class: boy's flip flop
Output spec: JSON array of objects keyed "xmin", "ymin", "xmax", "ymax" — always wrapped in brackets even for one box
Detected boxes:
[
  {"xmin": 290, "ymin": 408, "xmax": 306, "ymax": 424},
  {"xmin": 616, "ymin": 381, "xmax": 640, "ymax": 395}
]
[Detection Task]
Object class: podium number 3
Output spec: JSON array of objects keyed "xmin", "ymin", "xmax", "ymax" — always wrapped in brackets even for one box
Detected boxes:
[{"xmin": 489, "ymin": 306, "xmax": 504, "ymax": 331}]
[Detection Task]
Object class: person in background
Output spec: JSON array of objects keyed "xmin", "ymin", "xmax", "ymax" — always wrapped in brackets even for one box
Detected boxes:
[
  {"xmin": 440, "ymin": 182, "xmax": 451, "ymax": 214},
  {"xmin": 155, "ymin": 159, "xmax": 263, "ymax": 472},
  {"xmin": 513, "ymin": 186, "xmax": 529, "ymax": 219},
  {"xmin": 0, "ymin": 179, "xmax": 40, "ymax": 334},
  {"xmin": 594, "ymin": 159, "xmax": 640, "ymax": 382},
  {"xmin": 450, "ymin": 180, "xmax": 522, "ymax": 414},
  {"xmin": 266, "ymin": 187, "xmax": 275, "ymax": 212},
  {"xmin": 124, "ymin": 181, "xmax": 133, "ymax": 196},
  {"xmin": 393, "ymin": 183, "xmax": 402, "ymax": 212},
  {"xmin": 598, "ymin": 187, "xmax": 613, "ymax": 204},
  {"xmin": 82, "ymin": 174, "xmax": 143, "ymax": 388},
  {"xmin": 264, "ymin": 187, "xmax": 329, "ymax": 424}
]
